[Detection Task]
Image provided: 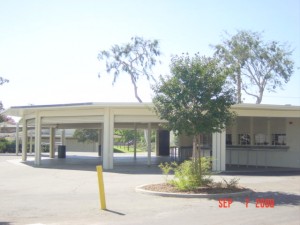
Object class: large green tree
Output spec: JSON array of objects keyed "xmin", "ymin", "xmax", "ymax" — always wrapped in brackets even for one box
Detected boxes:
[
  {"xmin": 214, "ymin": 30, "xmax": 294, "ymax": 104},
  {"xmin": 98, "ymin": 36, "xmax": 161, "ymax": 102},
  {"xmin": 152, "ymin": 54, "xmax": 235, "ymax": 170},
  {"xmin": 0, "ymin": 76, "xmax": 9, "ymax": 121}
]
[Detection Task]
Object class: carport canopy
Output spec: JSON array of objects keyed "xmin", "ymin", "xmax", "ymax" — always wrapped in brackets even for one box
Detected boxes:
[{"xmin": 3, "ymin": 102, "xmax": 167, "ymax": 169}]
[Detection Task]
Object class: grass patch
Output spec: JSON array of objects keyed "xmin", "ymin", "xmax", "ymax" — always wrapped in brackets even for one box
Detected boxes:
[{"xmin": 113, "ymin": 146, "xmax": 145, "ymax": 153}]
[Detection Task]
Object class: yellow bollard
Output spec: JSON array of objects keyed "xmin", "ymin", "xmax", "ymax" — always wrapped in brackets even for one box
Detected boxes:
[{"xmin": 96, "ymin": 165, "xmax": 107, "ymax": 210}]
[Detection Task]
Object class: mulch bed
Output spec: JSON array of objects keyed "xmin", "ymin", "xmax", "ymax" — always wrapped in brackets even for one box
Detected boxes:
[{"xmin": 142, "ymin": 183, "xmax": 248, "ymax": 194}]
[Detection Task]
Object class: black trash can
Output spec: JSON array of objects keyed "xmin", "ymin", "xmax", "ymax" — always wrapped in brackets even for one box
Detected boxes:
[
  {"xmin": 98, "ymin": 145, "xmax": 102, "ymax": 157},
  {"xmin": 58, "ymin": 145, "xmax": 66, "ymax": 158}
]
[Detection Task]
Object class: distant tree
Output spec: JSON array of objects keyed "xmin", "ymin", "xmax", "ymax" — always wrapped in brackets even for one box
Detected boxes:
[
  {"xmin": 214, "ymin": 30, "xmax": 294, "ymax": 104},
  {"xmin": 73, "ymin": 129, "xmax": 98, "ymax": 143},
  {"xmin": 0, "ymin": 77, "xmax": 9, "ymax": 86},
  {"xmin": 98, "ymin": 36, "xmax": 161, "ymax": 102},
  {"xmin": 115, "ymin": 129, "xmax": 136, "ymax": 144},
  {"xmin": 0, "ymin": 114, "xmax": 15, "ymax": 124},
  {"xmin": 0, "ymin": 76, "xmax": 9, "ymax": 122},
  {"xmin": 153, "ymin": 54, "xmax": 235, "ymax": 175}
]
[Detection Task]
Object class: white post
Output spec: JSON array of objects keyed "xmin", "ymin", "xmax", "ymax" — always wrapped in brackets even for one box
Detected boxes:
[
  {"xmin": 29, "ymin": 132, "xmax": 33, "ymax": 154},
  {"xmin": 267, "ymin": 119, "xmax": 271, "ymax": 145},
  {"xmin": 49, "ymin": 127, "xmax": 55, "ymax": 158},
  {"xmin": 103, "ymin": 108, "xmax": 114, "ymax": 169},
  {"xmin": 250, "ymin": 117, "xmax": 254, "ymax": 145},
  {"xmin": 212, "ymin": 130, "xmax": 226, "ymax": 172},
  {"xmin": 231, "ymin": 123, "xmax": 237, "ymax": 145},
  {"xmin": 147, "ymin": 123, "xmax": 151, "ymax": 166},
  {"xmin": 21, "ymin": 119, "xmax": 28, "ymax": 161},
  {"xmin": 34, "ymin": 115, "xmax": 42, "ymax": 166},
  {"xmin": 98, "ymin": 129, "xmax": 102, "ymax": 156},
  {"xmin": 61, "ymin": 129, "xmax": 65, "ymax": 145},
  {"xmin": 134, "ymin": 123, "xmax": 137, "ymax": 160},
  {"xmin": 15, "ymin": 122, "xmax": 20, "ymax": 156}
]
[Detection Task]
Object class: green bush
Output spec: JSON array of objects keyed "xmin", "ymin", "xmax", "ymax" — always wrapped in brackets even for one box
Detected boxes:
[
  {"xmin": 221, "ymin": 177, "xmax": 240, "ymax": 189},
  {"xmin": 159, "ymin": 157, "xmax": 213, "ymax": 191},
  {"xmin": 158, "ymin": 162, "xmax": 177, "ymax": 183},
  {"xmin": 0, "ymin": 139, "xmax": 9, "ymax": 153},
  {"xmin": 0, "ymin": 139, "xmax": 31, "ymax": 153},
  {"xmin": 0, "ymin": 139, "xmax": 18, "ymax": 153},
  {"xmin": 210, "ymin": 177, "xmax": 240, "ymax": 190}
]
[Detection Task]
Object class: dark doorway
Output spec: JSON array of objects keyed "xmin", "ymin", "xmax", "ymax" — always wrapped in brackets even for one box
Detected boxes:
[{"xmin": 158, "ymin": 130, "xmax": 170, "ymax": 156}]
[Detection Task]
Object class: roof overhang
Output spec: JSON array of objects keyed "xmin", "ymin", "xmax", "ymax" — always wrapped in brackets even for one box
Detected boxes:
[
  {"xmin": 2, "ymin": 102, "xmax": 167, "ymax": 128},
  {"xmin": 2, "ymin": 102, "xmax": 300, "ymax": 129},
  {"xmin": 232, "ymin": 103, "xmax": 300, "ymax": 118}
]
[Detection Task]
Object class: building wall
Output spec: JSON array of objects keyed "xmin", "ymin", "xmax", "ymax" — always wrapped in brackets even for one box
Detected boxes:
[
  {"xmin": 179, "ymin": 117, "xmax": 300, "ymax": 168},
  {"xmin": 179, "ymin": 134, "xmax": 193, "ymax": 147},
  {"xmin": 65, "ymin": 138, "xmax": 98, "ymax": 152},
  {"xmin": 285, "ymin": 118, "xmax": 300, "ymax": 167},
  {"xmin": 227, "ymin": 117, "xmax": 300, "ymax": 168}
]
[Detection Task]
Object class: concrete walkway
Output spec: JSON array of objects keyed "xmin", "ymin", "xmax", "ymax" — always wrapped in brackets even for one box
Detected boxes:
[{"xmin": 0, "ymin": 153, "xmax": 299, "ymax": 225}]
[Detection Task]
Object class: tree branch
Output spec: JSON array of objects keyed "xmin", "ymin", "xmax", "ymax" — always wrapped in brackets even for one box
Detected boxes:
[
  {"xmin": 242, "ymin": 85, "xmax": 259, "ymax": 99},
  {"xmin": 130, "ymin": 75, "xmax": 143, "ymax": 103}
]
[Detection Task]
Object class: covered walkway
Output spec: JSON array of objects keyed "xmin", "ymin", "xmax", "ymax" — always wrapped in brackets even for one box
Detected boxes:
[
  {"xmin": 3, "ymin": 102, "xmax": 299, "ymax": 171},
  {"xmin": 4, "ymin": 103, "xmax": 168, "ymax": 169}
]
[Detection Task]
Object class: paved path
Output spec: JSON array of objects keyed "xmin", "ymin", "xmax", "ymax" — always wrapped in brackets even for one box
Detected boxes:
[{"xmin": 0, "ymin": 154, "xmax": 299, "ymax": 225}]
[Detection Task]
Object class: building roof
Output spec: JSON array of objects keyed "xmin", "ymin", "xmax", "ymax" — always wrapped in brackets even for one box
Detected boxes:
[
  {"xmin": 3, "ymin": 102, "xmax": 154, "ymax": 117},
  {"xmin": 3, "ymin": 102, "xmax": 300, "ymax": 117},
  {"xmin": 0, "ymin": 102, "xmax": 299, "ymax": 131}
]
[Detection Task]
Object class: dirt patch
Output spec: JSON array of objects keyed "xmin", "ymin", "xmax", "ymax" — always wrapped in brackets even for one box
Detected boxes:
[{"xmin": 142, "ymin": 183, "xmax": 248, "ymax": 194}]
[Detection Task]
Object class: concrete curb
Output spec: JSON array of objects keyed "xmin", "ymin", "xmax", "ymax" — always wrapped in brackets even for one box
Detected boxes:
[{"xmin": 136, "ymin": 184, "xmax": 253, "ymax": 198}]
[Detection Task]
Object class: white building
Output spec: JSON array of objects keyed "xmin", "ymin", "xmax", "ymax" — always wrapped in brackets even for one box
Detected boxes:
[{"xmin": 3, "ymin": 102, "xmax": 300, "ymax": 170}]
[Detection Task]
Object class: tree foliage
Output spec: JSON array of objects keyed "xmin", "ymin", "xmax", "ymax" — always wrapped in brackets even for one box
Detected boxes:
[
  {"xmin": 153, "ymin": 53, "xmax": 236, "ymax": 177},
  {"xmin": 115, "ymin": 129, "xmax": 137, "ymax": 144},
  {"xmin": 0, "ymin": 114, "xmax": 15, "ymax": 123},
  {"xmin": 73, "ymin": 129, "xmax": 98, "ymax": 143},
  {"xmin": 214, "ymin": 30, "xmax": 294, "ymax": 104},
  {"xmin": 153, "ymin": 54, "xmax": 236, "ymax": 137},
  {"xmin": 0, "ymin": 76, "xmax": 9, "ymax": 122},
  {"xmin": 98, "ymin": 36, "xmax": 161, "ymax": 102}
]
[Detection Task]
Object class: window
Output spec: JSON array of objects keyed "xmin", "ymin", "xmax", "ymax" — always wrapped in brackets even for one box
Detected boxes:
[
  {"xmin": 255, "ymin": 133, "xmax": 268, "ymax": 145},
  {"xmin": 200, "ymin": 134, "xmax": 211, "ymax": 148},
  {"xmin": 238, "ymin": 134, "xmax": 250, "ymax": 145},
  {"xmin": 226, "ymin": 134, "xmax": 232, "ymax": 145},
  {"xmin": 272, "ymin": 134, "xmax": 286, "ymax": 145}
]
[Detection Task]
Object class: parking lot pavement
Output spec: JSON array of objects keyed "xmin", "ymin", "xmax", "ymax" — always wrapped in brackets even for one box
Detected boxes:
[{"xmin": 0, "ymin": 154, "xmax": 299, "ymax": 225}]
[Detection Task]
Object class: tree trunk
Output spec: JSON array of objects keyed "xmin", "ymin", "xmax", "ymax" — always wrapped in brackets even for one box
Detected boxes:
[
  {"xmin": 256, "ymin": 97, "xmax": 262, "ymax": 104},
  {"xmin": 192, "ymin": 134, "xmax": 202, "ymax": 176},
  {"xmin": 129, "ymin": 75, "xmax": 148, "ymax": 152},
  {"xmin": 131, "ymin": 75, "xmax": 143, "ymax": 103},
  {"xmin": 256, "ymin": 88, "xmax": 263, "ymax": 104}
]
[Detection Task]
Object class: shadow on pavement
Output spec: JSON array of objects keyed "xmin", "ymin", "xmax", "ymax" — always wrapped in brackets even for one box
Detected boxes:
[
  {"xmin": 217, "ymin": 191, "xmax": 300, "ymax": 207},
  {"xmin": 104, "ymin": 209, "xmax": 126, "ymax": 216},
  {"xmin": 19, "ymin": 155, "xmax": 163, "ymax": 174},
  {"xmin": 8, "ymin": 153, "xmax": 300, "ymax": 176}
]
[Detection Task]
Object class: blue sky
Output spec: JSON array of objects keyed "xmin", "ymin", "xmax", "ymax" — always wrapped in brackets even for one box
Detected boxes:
[{"xmin": 0, "ymin": 0, "xmax": 299, "ymax": 108}]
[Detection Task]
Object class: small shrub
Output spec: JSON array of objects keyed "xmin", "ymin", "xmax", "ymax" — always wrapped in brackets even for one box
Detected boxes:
[
  {"xmin": 159, "ymin": 157, "xmax": 213, "ymax": 191},
  {"xmin": 213, "ymin": 181, "xmax": 224, "ymax": 189},
  {"xmin": 171, "ymin": 160, "xmax": 199, "ymax": 191},
  {"xmin": 0, "ymin": 139, "xmax": 9, "ymax": 153},
  {"xmin": 0, "ymin": 139, "xmax": 16, "ymax": 153},
  {"xmin": 158, "ymin": 162, "xmax": 176, "ymax": 183},
  {"xmin": 222, "ymin": 177, "xmax": 240, "ymax": 189}
]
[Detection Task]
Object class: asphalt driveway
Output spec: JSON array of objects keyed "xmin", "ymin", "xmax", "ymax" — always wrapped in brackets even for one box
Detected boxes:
[{"xmin": 0, "ymin": 153, "xmax": 299, "ymax": 225}]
